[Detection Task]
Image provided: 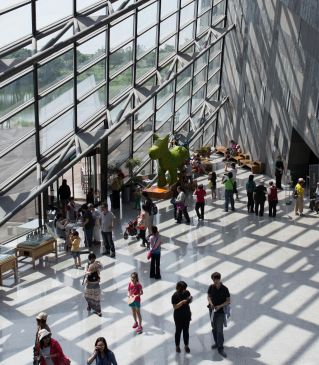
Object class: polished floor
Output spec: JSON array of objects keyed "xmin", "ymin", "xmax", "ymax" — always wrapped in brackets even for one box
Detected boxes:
[{"xmin": 1, "ymin": 156, "xmax": 319, "ymax": 365}]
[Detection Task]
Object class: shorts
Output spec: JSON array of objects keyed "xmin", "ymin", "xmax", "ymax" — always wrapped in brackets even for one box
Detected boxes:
[
  {"xmin": 71, "ymin": 251, "xmax": 80, "ymax": 258},
  {"xmin": 129, "ymin": 301, "xmax": 141, "ymax": 308}
]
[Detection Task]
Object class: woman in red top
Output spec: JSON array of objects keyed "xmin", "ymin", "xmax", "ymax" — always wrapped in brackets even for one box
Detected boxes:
[
  {"xmin": 128, "ymin": 272, "xmax": 144, "ymax": 334},
  {"xmin": 194, "ymin": 184, "xmax": 207, "ymax": 220},
  {"xmin": 35, "ymin": 329, "xmax": 70, "ymax": 365}
]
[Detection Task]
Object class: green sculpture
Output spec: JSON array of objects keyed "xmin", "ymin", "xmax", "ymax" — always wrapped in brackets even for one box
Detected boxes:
[{"xmin": 149, "ymin": 134, "xmax": 189, "ymax": 187}]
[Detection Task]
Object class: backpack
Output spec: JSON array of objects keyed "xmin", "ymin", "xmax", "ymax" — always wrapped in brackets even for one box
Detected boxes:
[{"xmin": 151, "ymin": 202, "xmax": 158, "ymax": 215}]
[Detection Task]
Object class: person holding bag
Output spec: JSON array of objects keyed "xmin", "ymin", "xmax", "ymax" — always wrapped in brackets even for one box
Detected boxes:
[
  {"xmin": 175, "ymin": 186, "xmax": 190, "ymax": 224},
  {"xmin": 148, "ymin": 226, "xmax": 162, "ymax": 279},
  {"xmin": 127, "ymin": 272, "xmax": 143, "ymax": 334}
]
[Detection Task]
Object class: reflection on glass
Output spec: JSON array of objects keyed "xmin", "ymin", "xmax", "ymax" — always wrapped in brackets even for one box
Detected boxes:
[
  {"xmin": 133, "ymin": 137, "xmax": 152, "ymax": 162},
  {"xmin": 109, "ymin": 66, "xmax": 133, "ymax": 100},
  {"xmin": 136, "ymin": 50, "xmax": 156, "ymax": 80},
  {"xmin": 177, "ymin": 66, "xmax": 192, "ymax": 89},
  {"xmin": 110, "ymin": 97, "xmax": 133, "ymax": 124},
  {"xmin": 77, "ymin": 33, "xmax": 106, "ymax": 69},
  {"xmin": 156, "ymin": 117, "xmax": 173, "ymax": 136},
  {"xmin": 209, "ymin": 54, "xmax": 221, "ymax": 77},
  {"xmin": 160, "ymin": 14, "xmax": 177, "ymax": 42},
  {"xmin": 138, "ymin": 2, "xmax": 158, "ymax": 34},
  {"xmin": 77, "ymin": 60, "xmax": 106, "ymax": 98},
  {"xmin": 160, "ymin": 62, "xmax": 176, "ymax": 80},
  {"xmin": 210, "ymin": 40, "xmax": 222, "ymax": 60},
  {"xmin": 0, "ymin": 73, "xmax": 33, "ymax": 118},
  {"xmin": 212, "ymin": 1, "xmax": 226, "ymax": 23},
  {"xmin": 134, "ymin": 116, "xmax": 153, "ymax": 148},
  {"xmin": 0, "ymin": 105, "xmax": 35, "ymax": 152},
  {"xmin": 207, "ymin": 71, "xmax": 220, "ymax": 95},
  {"xmin": 192, "ymin": 86, "xmax": 205, "ymax": 112},
  {"xmin": 192, "ymin": 107, "xmax": 204, "ymax": 129},
  {"xmin": 110, "ymin": 16, "xmax": 134, "ymax": 50},
  {"xmin": 190, "ymin": 134, "xmax": 202, "ymax": 149},
  {"xmin": 195, "ymin": 52, "xmax": 208, "ymax": 73},
  {"xmin": 137, "ymin": 27, "xmax": 157, "ymax": 59},
  {"xmin": 204, "ymin": 121, "xmax": 215, "ymax": 144},
  {"xmin": 0, "ymin": 5, "xmax": 31, "ymax": 49},
  {"xmin": 180, "ymin": 2, "xmax": 195, "ymax": 27},
  {"xmin": 157, "ymin": 81, "xmax": 174, "ymax": 107},
  {"xmin": 39, "ymin": 80, "xmax": 73, "ymax": 124},
  {"xmin": 193, "ymin": 67, "xmax": 207, "ymax": 91},
  {"xmin": 156, "ymin": 97, "xmax": 173, "ymax": 124},
  {"xmin": 0, "ymin": 135, "xmax": 35, "ymax": 185},
  {"xmin": 176, "ymin": 81, "xmax": 191, "ymax": 109},
  {"xmin": 39, "ymin": 50, "xmax": 73, "ymax": 92},
  {"xmin": 78, "ymin": 86, "xmax": 106, "ymax": 126},
  {"xmin": 179, "ymin": 22, "xmax": 194, "ymax": 50},
  {"xmin": 108, "ymin": 122, "xmax": 131, "ymax": 151},
  {"xmin": 108, "ymin": 135, "xmax": 131, "ymax": 165},
  {"xmin": 135, "ymin": 99, "xmax": 154, "ymax": 123},
  {"xmin": 77, "ymin": 0, "xmax": 99, "ymax": 11},
  {"xmin": 198, "ymin": 0, "xmax": 212, "ymax": 15},
  {"xmin": 174, "ymin": 101, "xmax": 189, "ymax": 129},
  {"xmin": 36, "ymin": 0, "xmax": 72, "ymax": 29},
  {"xmin": 161, "ymin": 0, "xmax": 178, "ymax": 19},
  {"xmin": 40, "ymin": 109, "xmax": 74, "ymax": 153},
  {"xmin": 139, "ymin": 75, "xmax": 157, "ymax": 90},
  {"xmin": 159, "ymin": 36, "xmax": 176, "ymax": 64},
  {"xmin": 197, "ymin": 11, "xmax": 211, "ymax": 35},
  {"xmin": 110, "ymin": 43, "xmax": 133, "ymax": 76}
]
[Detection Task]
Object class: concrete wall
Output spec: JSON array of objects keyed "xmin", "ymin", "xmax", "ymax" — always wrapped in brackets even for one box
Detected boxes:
[{"xmin": 218, "ymin": 0, "xmax": 319, "ymax": 175}]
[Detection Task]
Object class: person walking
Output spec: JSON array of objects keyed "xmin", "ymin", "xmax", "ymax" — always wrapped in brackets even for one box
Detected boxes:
[
  {"xmin": 194, "ymin": 184, "xmax": 206, "ymax": 220},
  {"xmin": 35, "ymin": 329, "xmax": 70, "ymax": 365},
  {"xmin": 128, "ymin": 272, "xmax": 143, "ymax": 334},
  {"xmin": 222, "ymin": 172, "xmax": 235, "ymax": 212},
  {"xmin": 268, "ymin": 181, "xmax": 278, "ymax": 217},
  {"xmin": 84, "ymin": 252, "xmax": 102, "ymax": 317},
  {"xmin": 137, "ymin": 205, "xmax": 150, "ymax": 248},
  {"xmin": 294, "ymin": 178, "xmax": 305, "ymax": 216},
  {"xmin": 208, "ymin": 171, "xmax": 217, "ymax": 200},
  {"xmin": 70, "ymin": 230, "xmax": 81, "ymax": 268},
  {"xmin": 171, "ymin": 281, "xmax": 192, "ymax": 353},
  {"xmin": 246, "ymin": 174, "xmax": 256, "ymax": 213},
  {"xmin": 229, "ymin": 162, "xmax": 239, "ymax": 200},
  {"xmin": 175, "ymin": 186, "xmax": 190, "ymax": 224},
  {"xmin": 87, "ymin": 337, "xmax": 117, "ymax": 365},
  {"xmin": 207, "ymin": 272, "xmax": 230, "ymax": 358},
  {"xmin": 100, "ymin": 204, "xmax": 116, "ymax": 257},
  {"xmin": 254, "ymin": 180, "xmax": 267, "ymax": 216},
  {"xmin": 149, "ymin": 226, "xmax": 162, "ymax": 279},
  {"xmin": 58, "ymin": 179, "xmax": 71, "ymax": 217},
  {"xmin": 275, "ymin": 156, "xmax": 284, "ymax": 190},
  {"xmin": 34, "ymin": 312, "xmax": 51, "ymax": 365},
  {"xmin": 142, "ymin": 191, "xmax": 154, "ymax": 236}
]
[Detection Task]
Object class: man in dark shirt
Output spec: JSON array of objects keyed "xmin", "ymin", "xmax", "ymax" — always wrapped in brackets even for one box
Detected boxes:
[
  {"xmin": 81, "ymin": 204, "xmax": 95, "ymax": 248},
  {"xmin": 207, "ymin": 272, "xmax": 230, "ymax": 358}
]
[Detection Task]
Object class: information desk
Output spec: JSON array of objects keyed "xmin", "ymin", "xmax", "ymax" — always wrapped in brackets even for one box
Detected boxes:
[{"xmin": 15, "ymin": 237, "xmax": 57, "ymax": 269}]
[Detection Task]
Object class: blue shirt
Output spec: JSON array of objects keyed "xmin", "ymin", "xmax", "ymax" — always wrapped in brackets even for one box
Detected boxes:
[{"xmin": 96, "ymin": 351, "xmax": 117, "ymax": 365}]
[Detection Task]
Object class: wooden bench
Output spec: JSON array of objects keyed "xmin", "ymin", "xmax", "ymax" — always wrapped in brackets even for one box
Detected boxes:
[
  {"xmin": 15, "ymin": 238, "xmax": 57, "ymax": 269},
  {"xmin": 231, "ymin": 153, "xmax": 250, "ymax": 163},
  {"xmin": 240, "ymin": 160, "xmax": 264, "ymax": 174},
  {"xmin": 214, "ymin": 146, "xmax": 227, "ymax": 155},
  {"xmin": 143, "ymin": 186, "xmax": 172, "ymax": 199},
  {"xmin": 0, "ymin": 254, "xmax": 18, "ymax": 286}
]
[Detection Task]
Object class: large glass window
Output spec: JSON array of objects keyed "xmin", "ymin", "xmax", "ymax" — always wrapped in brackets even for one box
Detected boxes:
[
  {"xmin": 0, "ymin": 73, "xmax": 33, "ymax": 119},
  {"xmin": 179, "ymin": 23, "xmax": 194, "ymax": 50},
  {"xmin": 199, "ymin": 0, "xmax": 212, "ymax": 15},
  {"xmin": 161, "ymin": 0, "xmax": 178, "ymax": 19},
  {"xmin": 110, "ymin": 43, "xmax": 133, "ymax": 76},
  {"xmin": 138, "ymin": 2, "xmax": 158, "ymax": 34},
  {"xmin": 157, "ymin": 81, "xmax": 174, "ymax": 107},
  {"xmin": 39, "ymin": 50, "xmax": 73, "ymax": 92},
  {"xmin": 133, "ymin": 136, "xmax": 153, "ymax": 162},
  {"xmin": 77, "ymin": 33, "xmax": 106, "ymax": 70},
  {"xmin": 36, "ymin": 0, "xmax": 72, "ymax": 29},
  {"xmin": 156, "ymin": 97, "xmax": 173, "ymax": 124},
  {"xmin": 134, "ymin": 116, "xmax": 153, "ymax": 148},
  {"xmin": 0, "ymin": 5, "xmax": 31, "ymax": 49},
  {"xmin": 137, "ymin": 27, "xmax": 157, "ymax": 59},
  {"xmin": 77, "ymin": 60, "xmax": 106, "ymax": 98},
  {"xmin": 159, "ymin": 36, "xmax": 176, "ymax": 64},
  {"xmin": 176, "ymin": 81, "xmax": 191, "ymax": 109},
  {"xmin": 160, "ymin": 14, "xmax": 177, "ymax": 42},
  {"xmin": 109, "ymin": 67, "xmax": 133, "ymax": 100},
  {"xmin": 156, "ymin": 117, "xmax": 173, "ymax": 136},
  {"xmin": 110, "ymin": 16, "xmax": 134, "ymax": 50},
  {"xmin": 180, "ymin": 2, "xmax": 195, "ymax": 27},
  {"xmin": 192, "ymin": 85, "xmax": 205, "ymax": 112},
  {"xmin": 136, "ymin": 50, "xmax": 156, "ymax": 81},
  {"xmin": 78, "ymin": 86, "xmax": 106, "ymax": 126},
  {"xmin": 175, "ymin": 101, "xmax": 190, "ymax": 129}
]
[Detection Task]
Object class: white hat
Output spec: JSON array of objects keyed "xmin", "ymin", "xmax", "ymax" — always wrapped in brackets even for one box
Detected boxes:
[
  {"xmin": 38, "ymin": 329, "xmax": 51, "ymax": 341},
  {"xmin": 298, "ymin": 178, "xmax": 305, "ymax": 183},
  {"xmin": 36, "ymin": 312, "xmax": 48, "ymax": 321}
]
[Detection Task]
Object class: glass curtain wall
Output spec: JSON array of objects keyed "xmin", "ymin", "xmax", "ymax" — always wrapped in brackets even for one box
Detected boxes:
[{"xmin": 0, "ymin": 0, "xmax": 229, "ymax": 227}]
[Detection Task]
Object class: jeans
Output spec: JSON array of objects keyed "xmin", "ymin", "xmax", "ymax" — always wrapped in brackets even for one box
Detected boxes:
[
  {"xmin": 268, "ymin": 200, "xmax": 277, "ymax": 217},
  {"xmin": 101, "ymin": 231, "xmax": 115, "ymax": 253},
  {"xmin": 175, "ymin": 320, "xmax": 190, "ymax": 347},
  {"xmin": 275, "ymin": 173, "xmax": 282, "ymax": 189},
  {"xmin": 255, "ymin": 201, "xmax": 265, "ymax": 216},
  {"xmin": 111, "ymin": 190, "xmax": 120, "ymax": 209},
  {"xmin": 212, "ymin": 311, "xmax": 225, "ymax": 350},
  {"xmin": 247, "ymin": 192, "xmax": 254, "ymax": 212},
  {"xmin": 84, "ymin": 228, "xmax": 93, "ymax": 248},
  {"xmin": 195, "ymin": 202, "xmax": 205, "ymax": 219},
  {"xmin": 138, "ymin": 229, "xmax": 148, "ymax": 245},
  {"xmin": 224, "ymin": 190, "xmax": 234, "ymax": 211},
  {"xmin": 150, "ymin": 253, "xmax": 161, "ymax": 278}
]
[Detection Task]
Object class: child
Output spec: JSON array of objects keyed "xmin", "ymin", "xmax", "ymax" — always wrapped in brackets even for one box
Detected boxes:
[
  {"xmin": 137, "ymin": 207, "xmax": 149, "ymax": 248},
  {"xmin": 128, "ymin": 272, "xmax": 143, "ymax": 334},
  {"xmin": 208, "ymin": 171, "xmax": 217, "ymax": 200},
  {"xmin": 70, "ymin": 231, "xmax": 81, "ymax": 268}
]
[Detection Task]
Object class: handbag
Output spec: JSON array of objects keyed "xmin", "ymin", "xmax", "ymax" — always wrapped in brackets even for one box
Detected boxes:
[
  {"xmin": 128, "ymin": 296, "xmax": 135, "ymax": 304},
  {"xmin": 147, "ymin": 251, "xmax": 152, "ymax": 260}
]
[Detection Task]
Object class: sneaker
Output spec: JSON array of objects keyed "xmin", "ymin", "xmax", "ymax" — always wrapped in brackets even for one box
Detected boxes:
[
  {"xmin": 132, "ymin": 322, "xmax": 138, "ymax": 329},
  {"xmin": 136, "ymin": 326, "xmax": 143, "ymax": 334},
  {"xmin": 176, "ymin": 346, "xmax": 181, "ymax": 353},
  {"xmin": 211, "ymin": 344, "xmax": 218, "ymax": 349},
  {"xmin": 110, "ymin": 252, "xmax": 115, "ymax": 258},
  {"xmin": 185, "ymin": 346, "xmax": 190, "ymax": 353}
]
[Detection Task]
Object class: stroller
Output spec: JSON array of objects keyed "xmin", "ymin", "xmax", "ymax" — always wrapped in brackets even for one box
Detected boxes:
[{"xmin": 123, "ymin": 218, "xmax": 138, "ymax": 240}]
